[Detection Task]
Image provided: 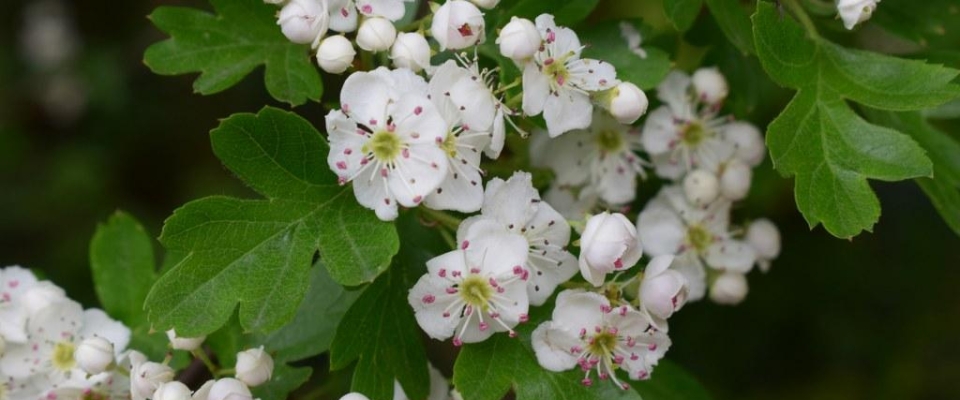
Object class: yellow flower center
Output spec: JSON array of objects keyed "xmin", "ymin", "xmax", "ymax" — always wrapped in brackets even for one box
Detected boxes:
[
  {"xmin": 587, "ymin": 331, "xmax": 619, "ymax": 360},
  {"xmin": 363, "ymin": 130, "xmax": 402, "ymax": 161},
  {"xmin": 441, "ymin": 132, "xmax": 458, "ymax": 158},
  {"xmin": 459, "ymin": 275, "xmax": 493, "ymax": 312},
  {"xmin": 686, "ymin": 224, "xmax": 712, "ymax": 253},
  {"xmin": 682, "ymin": 121, "xmax": 709, "ymax": 146},
  {"xmin": 596, "ymin": 129, "xmax": 623, "ymax": 152},
  {"xmin": 52, "ymin": 341, "xmax": 76, "ymax": 372}
]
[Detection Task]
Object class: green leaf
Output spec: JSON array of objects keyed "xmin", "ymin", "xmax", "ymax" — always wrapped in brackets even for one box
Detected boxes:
[
  {"xmin": 663, "ymin": 0, "xmax": 703, "ymax": 31},
  {"xmin": 252, "ymin": 364, "xmax": 312, "ymax": 400},
  {"xmin": 580, "ymin": 20, "xmax": 672, "ymax": 90},
  {"xmin": 146, "ymin": 107, "xmax": 398, "ymax": 336},
  {"xmin": 752, "ymin": 2, "xmax": 954, "ymax": 238},
  {"xmin": 703, "ymin": 0, "xmax": 755, "ymax": 54},
  {"xmin": 144, "ymin": 0, "xmax": 322, "ymax": 106},
  {"xmin": 871, "ymin": 0, "xmax": 960, "ymax": 48},
  {"xmin": 862, "ymin": 110, "xmax": 960, "ymax": 237},
  {"xmin": 506, "ymin": 0, "xmax": 601, "ymax": 27},
  {"xmin": 90, "ymin": 211, "xmax": 157, "ymax": 325},
  {"xmin": 634, "ymin": 360, "xmax": 712, "ymax": 400}
]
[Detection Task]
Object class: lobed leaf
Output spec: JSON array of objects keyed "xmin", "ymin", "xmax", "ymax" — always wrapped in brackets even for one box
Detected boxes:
[{"xmin": 663, "ymin": 0, "xmax": 703, "ymax": 31}]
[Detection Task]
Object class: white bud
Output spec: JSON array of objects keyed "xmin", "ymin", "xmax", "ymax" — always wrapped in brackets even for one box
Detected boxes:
[
  {"xmin": 638, "ymin": 255, "xmax": 688, "ymax": 322},
  {"xmin": 166, "ymin": 329, "xmax": 206, "ymax": 351},
  {"xmin": 691, "ymin": 67, "xmax": 728, "ymax": 105},
  {"xmin": 208, "ymin": 378, "xmax": 253, "ymax": 400},
  {"xmin": 75, "ymin": 336, "xmax": 115, "ymax": 374},
  {"xmin": 578, "ymin": 212, "xmax": 643, "ymax": 287},
  {"xmin": 131, "ymin": 362, "xmax": 175, "ymax": 400},
  {"xmin": 496, "ymin": 17, "xmax": 539, "ymax": 60},
  {"xmin": 683, "ymin": 169, "xmax": 720, "ymax": 206},
  {"xmin": 339, "ymin": 394, "xmax": 370, "ymax": 400},
  {"xmin": 837, "ymin": 0, "xmax": 879, "ymax": 30},
  {"xmin": 468, "ymin": 0, "xmax": 500, "ymax": 9},
  {"xmin": 605, "ymin": 82, "xmax": 649, "ymax": 124},
  {"xmin": 277, "ymin": 0, "xmax": 329, "ymax": 46},
  {"xmin": 20, "ymin": 281, "xmax": 66, "ymax": 315},
  {"xmin": 192, "ymin": 380, "xmax": 216, "ymax": 400},
  {"xmin": 356, "ymin": 17, "xmax": 396, "ymax": 52},
  {"xmin": 390, "ymin": 32, "xmax": 431, "ymax": 72},
  {"xmin": 154, "ymin": 382, "xmax": 193, "ymax": 400},
  {"xmin": 235, "ymin": 346, "xmax": 274, "ymax": 387},
  {"xmin": 316, "ymin": 35, "xmax": 356, "ymax": 74},
  {"xmin": 723, "ymin": 122, "xmax": 765, "ymax": 166},
  {"xmin": 746, "ymin": 218, "xmax": 780, "ymax": 273},
  {"xmin": 430, "ymin": 0, "xmax": 485, "ymax": 51},
  {"xmin": 709, "ymin": 272, "xmax": 748, "ymax": 305},
  {"xmin": 719, "ymin": 159, "xmax": 752, "ymax": 201}
]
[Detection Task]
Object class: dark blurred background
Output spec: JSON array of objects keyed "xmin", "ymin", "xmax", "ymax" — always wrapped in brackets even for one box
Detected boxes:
[{"xmin": 1, "ymin": 0, "xmax": 958, "ymax": 399}]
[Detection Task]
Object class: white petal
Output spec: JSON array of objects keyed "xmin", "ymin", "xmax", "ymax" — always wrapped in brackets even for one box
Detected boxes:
[
  {"xmin": 594, "ymin": 155, "xmax": 639, "ymax": 205},
  {"xmin": 352, "ymin": 165, "xmax": 398, "ymax": 221},
  {"xmin": 450, "ymin": 77, "xmax": 496, "ymax": 133},
  {"xmin": 526, "ymin": 247, "xmax": 577, "ymax": 306},
  {"xmin": 329, "ymin": 0, "xmax": 358, "ymax": 32},
  {"xmin": 656, "ymin": 71, "xmax": 692, "ymax": 117},
  {"xmin": 480, "ymin": 172, "xmax": 539, "ymax": 230},
  {"xmin": 462, "ymin": 220, "xmax": 529, "ymax": 276},
  {"xmin": 552, "ymin": 290, "xmax": 606, "ymax": 331},
  {"xmin": 408, "ymin": 274, "xmax": 461, "ymax": 340},
  {"xmin": 426, "ymin": 249, "xmax": 469, "ymax": 278},
  {"xmin": 341, "ymin": 70, "xmax": 391, "ymax": 124},
  {"xmin": 566, "ymin": 58, "xmax": 618, "ymax": 91},
  {"xmin": 641, "ymin": 107, "xmax": 679, "ymax": 156},
  {"xmin": 705, "ymin": 239, "xmax": 756, "ymax": 273},
  {"xmin": 644, "ymin": 254, "xmax": 675, "ymax": 277},
  {"xmin": 326, "ymin": 110, "xmax": 366, "ymax": 180},
  {"xmin": 541, "ymin": 128, "xmax": 591, "ymax": 186},
  {"xmin": 357, "ymin": 0, "xmax": 406, "ymax": 20},
  {"xmin": 522, "ymin": 62, "xmax": 550, "ymax": 116},
  {"xmin": 485, "ymin": 108, "xmax": 506, "ymax": 159},
  {"xmin": 544, "ymin": 90, "xmax": 592, "ymax": 137},
  {"xmin": 531, "ymin": 322, "xmax": 579, "ymax": 372},
  {"xmin": 80, "ymin": 308, "xmax": 131, "ymax": 355},
  {"xmin": 672, "ymin": 253, "xmax": 706, "ymax": 301},
  {"xmin": 637, "ymin": 206, "xmax": 685, "ymax": 256},
  {"xmin": 422, "ymin": 154, "xmax": 484, "ymax": 212}
]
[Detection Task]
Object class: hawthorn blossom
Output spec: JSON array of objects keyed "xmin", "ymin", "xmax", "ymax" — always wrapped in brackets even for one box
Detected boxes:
[
  {"xmin": 531, "ymin": 290, "xmax": 670, "ymax": 389},
  {"xmin": 457, "ymin": 172, "xmax": 578, "ymax": 306},
  {"xmin": 409, "ymin": 220, "xmax": 531, "ymax": 345},
  {"xmin": 636, "ymin": 185, "xmax": 756, "ymax": 301},
  {"xmin": 430, "ymin": 0, "xmax": 485, "ymax": 51},
  {"xmin": 277, "ymin": 0, "xmax": 329, "ymax": 48},
  {"xmin": 326, "ymin": 67, "xmax": 449, "ymax": 221},
  {"xmin": 709, "ymin": 272, "xmax": 748, "ymax": 305},
  {"xmin": 522, "ymin": 14, "xmax": 619, "ymax": 137},
  {"xmin": 637, "ymin": 255, "xmax": 688, "ymax": 331},
  {"xmin": 837, "ymin": 0, "xmax": 879, "ymax": 30},
  {"xmin": 578, "ymin": 212, "xmax": 643, "ymax": 287}
]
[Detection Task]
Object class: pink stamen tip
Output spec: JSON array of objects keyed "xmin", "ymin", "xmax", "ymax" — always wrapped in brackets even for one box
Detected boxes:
[
  {"xmin": 452, "ymin": 271, "xmax": 462, "ymax": 277},
  {"xmin": 556, "ymin": 75, "xmax": 565, "ymax": 86},
  {"xmin": 343, "ymin": 148, "xmax": 353, "ymax": 155},
  {"xmin": 508, "ymin": 331, "xmax": 518, "ymax": 338},
  {"xmin": 547, "ymin": 30, "xmax": 556, "ymax": 43},
  {"xmin": 341, "ymin": 8, "xmax": 349, "ymax": 17},
  {"xmin": 338, "ymin": 176, "xmax": 347, "ymax": 185},
  {"xmin": 413, "ymin": 195, "xmax": 423, "ymax": 203},
  {"xmin": 513, "ymin": 265, "xmax": 524, "ymax": 275},
  {"xmin": 619, "ymin": 306, "xmax": 628, "ymax": 316},
  {"xmin": 369, "ymin": 119, "xmax": 377, "ymax": 126},
  {"xmin": 543, "ymin": 57, "xmax": 554, "ymax": 66},
  {"xmin": 443, "ymin": 312, "xmax": 451, "ymax": 317},
  {"xmin": 497, "ymin": 287, "xmax": 505, "ymax": 293},
  {"xmin": 461, "ymin": 240, "xmax": 470, "ymax": 249},
  {"xmin": 469, "ymin": 268, "xmax": 480, "ymax": 274},
  {"xmin": 361, "ymin": 4, "xmax": 373, "ymax": 13},
  {"xmin": 380, "ymin": 168, "xmax": 388, "ymax": 178},
  {"xmin": 571, "ymin": 346, "xmax": 582, "ymax": 354},
  {"xmin": 479, "ymin": 322, "xmax": 489, "ymax": 331},
  {"xmin": 620, "ymin": 383, "xmax": 630, "ymax": 390},
  {"xmin": 439, "ymin": 268, "xmax": 447, "ymax": 277},
  {"xmin": 414, "ymin": 106, "xmax": 423, "ymax": 115},
  {"xmin": 519, "ymin": 313, "xmax": 529, "ymax": 323},
  {"xmin": 490, "ymin": 312, "xmax": 500, "ymax": 318},
  {"xmin": 599, "ymin": 373, "xmax": 609, "ymax": 380},
  {"xmin": 581, "ymin": 378, "xmax": 593, "ymax": 387},
  {"xmin": 336, "ymin": 161, "xmax": 348, "ymax": 170},
  {"xmin": 630, "ymin": 353, "xmax": 639, "ymax": 361},
  {"xmin": 9, "ymin": 280, "xmax": 18, "ymax": 288},
  {"xmin": 360, "ymin": 158, "xmax": 369, "ymax": 165},
  {"xmin": 614, "ymin": 355, "xmax": 624, "ymax": 364},
  {"xmin": 489, "ymin": 278, "xmax": 499, "ymax": 287},
  {"xmin": 648, "ymin": 344, "xmax": 658, "ymax": 351},
  {"xmin": 614, "ymin": 258, "xmax": 624, "ymax": 269},
  {"xmin": 422, "ymin": 294, "xmax": 436, "ymax": 304},
  {"xmin": 601, "ymin": 305, "xmax": 613, "ymax": 313},
  {"xmin": 445, "ymin": 287, "xmax": 458, "ymax": 294},
  {"xmin": 608, "ymin": 327, "xmax": 618, "ymax": 335},
  {"xmin": 579, "ymin": 328, "xmax": 587, "ymax": 337},
  {"xmin": 387, "ymin": 123, "xmax": 397, "ymax": 132},
  {"xmin": 453, "ymin": 338, "xmax": 463, "ymax": 347}
]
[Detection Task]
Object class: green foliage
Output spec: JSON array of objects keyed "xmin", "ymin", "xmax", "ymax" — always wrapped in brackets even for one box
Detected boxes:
[
  {"xmin": 506, "ymin": 0, "xmax": 601, "ymax": 26},
  {"xmin": 871, "ymin": 0, "xmax": 960, "ymax": 48},
  {"xmin": 144, "ymin": 0, "xmax": 322, "ymax": 106},
  {"xmin": 751, "ymin": 1, "xmax": 960, "ymax": 238},
  {"xmin": 145, "ymin": 107, "xmax": 398, "ymax": 337},
  {"xmin": 703, "ymin": 0, "xmax": 754, "ymax": 54},
  {"xmin": 633, "ymin": 360, "xmax": 713, "ymax": 400},
  {"xmin": 580, "ymin": 20, "xmax": 672, "ymax": 90},
  {"xmin": 663, "ymin": 0, "xmax": 703, "ymax": 31}
]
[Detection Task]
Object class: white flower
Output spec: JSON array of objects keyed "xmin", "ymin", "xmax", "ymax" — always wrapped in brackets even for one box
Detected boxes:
[
  {"xmin": 718, "ymin": 158, "xmax": 751, "ymax": 201},
  {"xmin": 131, "ymin": 361, "xmax": 175, "ymax": 400},
  {"xmin": 277, "ymin": 0, "xmax": 329, "ymax": 48},
  {"xmin": 496, "ymin": 17, "xmax": 539, "ymax": 61},
  {"xmin": 408, "ymin": 220, "xmax": 530, "ymax": 345},
  {"xmin": 340, "ymin": 394, "xmax": 371, "ymax": 400},
  {"xmin": 618, "ymin": 21, "xmax": 647, "ymax": 59},
  {"xmin": 838, "ymin": 0, "xmax": 879, "ymax": 29},
  {"xmin": 531, "ymin": 290, "xmax": 670, "ymax": 388},
  {"xmin": 542, "ymin": 185, "xmax": 600, "ymax": 222},
  {"xmin": 19, "ymin": 280, "xmax": 66, "ymax": 315},
  {"xmin": 208, "ymin": 378, "xmax": 254, "ymax": 400},
  {"xmin": 317, "ymin": 35, "xmax": 356, "ymax": 74},
  {"xmin": 0, "ymin": 266, "xmax": 38, "ymax": 343},
  {"xmin": 357, "ymin": 17, "xmax": 397, "ymax": 51},
  {"xmin": 721, "ymin": 121, "xmax": 765, "ymax": 167},
  {"xmin": 637, "ymin": 255, "xmax": 688, "ymax": 330},
  {"xmin": 523, "ymin": 14, "xmax": 619, "ymax": 137},
  {"xmin": 468, "ymin": 0, "xmax": 499, "ymax": 9},
  {"xmin": 391, "ymin": 32, "xmax": 431, "ymax": 72},
  {"xmin": 328, "ymin": 0, "xmax": 359, "ymax": 32},
  {"xmin": 166, "ymin": 329, "xmax": 205, "ymax": 351},
  {"xmin": 326, "ymin": 67, "xmax": 449, "ymax": 221},
  {"xmin": 357, "ymin": 0, "xmax": 413, "ymax": 21},
  {"xmin": 428, "ymin": 58, "xmax": 511, "ymax": 159},
  {"xmin": 709, "ymin": 272, "xmax": 748, "ymax": 305},
  {"xmin": 682, "ymin": 169, "xmax": 719, "ymax": 207},
  {"xmin": 636, "ymin": 185, "xmax": 756, "ymax": 301},
  {"xmin": 531, "ymin": 112, "xmax": 646, "ymax": 205},
  {"xmin": 193, "ymin": 380, "xmax": 216, "ymax": 400},
  {"xmin": 393, "ymin": 363, "xmax": 448, "ymax": 400},
  {"xmin": 746, "ymin": 218, "xmax": 780, "ymax": 273},
  {"xmin": 235, "ymin": 346, "xmax": 274, "ymax": 387},
  {"xmin": 457, "ymin": 172, "xmax": 578, "ymax": 306},
  {"xmin": 690, "ymin": 67, "xmax": 728, "ymax": 105},
  {"xmin": 154, "ymin": 381, "xmax": 194, "ymax": 400},
  {"xmin": 430, "ymin": 0, "xmax": 485, "ymax": 51},
  {"xmin": 601, "ymin": 82, "xmax": 649, "ymax": 125},
  {"xmin": 579, "ymin": 212, "xmax": 643, "ymax": 287},
  {"xmin": 75, "ymin": 336, "xmax": 115, "ymax": 374}
]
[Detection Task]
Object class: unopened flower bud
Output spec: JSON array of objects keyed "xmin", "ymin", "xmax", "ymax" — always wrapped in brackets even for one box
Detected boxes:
[
  {"xmin": 605, "ymin": 82, "xmax": 649, "ymax": 124},
  {"xmin": 154, "ymin": 381, "xmax": 193, "ymax": 400},
  {"xmin": 578, "ymin": 212, "xmax": 643, "ymax": 286},
  {"xmin": 356, "ymin": 17, "xmax": 396, "ymax": 52},
  {"xmin": 277, "ymin": 0, "xmax": 329, "ymax": 46},
  {"xmin": 723, "ymin": 122, "xmax": 765, "ymax": 166},
  {"xmin": 496, "ymin": 17, "xmax": 539, "ymax": 60},
  {"xmin": 208, "ymin": 379, "xmax": 253, "ymax": 400},
  {"xmin": 21, "ymin": 281, "xmax": 67, "ymax": 315},
  {"xmin": 390, "ymin": 32, "xmax": 431, "ymax": 72},
  {"xmin": 746, "ymin": 218, "xmax": 780, "ymax": 273},
  {"xmin": 235, "ymin": 346, "xmax": 274, "ymax": 387},
  {"xmin": 719, "ymin": 159, "xmax": 752, "ymax": 201},
  {"xmin": 838, "ymin": 0, "xmax": 879, "ymax": 29},
  {"xmin": 683, "ymin": 169, "xmax": 720, "ymax": 206},
  {"xmin": 339, "ymin": 394, "xmax": 370, "ymax": 400},
  {"xmin": 468, "ymin": 0, "xmax": 500, "ymax": 9},
  {"xmin": 317, "ymin": 35, "xmax": 356, "ymax": 74},
  {"xmin": 709, "ymin": 272, "xmax": 748, "ymax": 305},
  {"xmin": 638, "ymin": 255, "xmax": 688, "ymax": 323},
  {"xmin": 75, "ymin": 336, "xmax": 115, "ymax": 374},
  {"xmin": 192, "ymin": 380, "xmax": 215, "ymax": 400},
  {"xmin": 691, "ymin": 67, "xmax": 728, "ymax": 105},
  {"xmin": 166, "ymin": 329, "xmax": 205, "ymax": 351},
  {"xmin": 131, "ymin": 361, "xmax": 175, "ymax": 400},
  {"xmin": 430, "ymin": 0, "xmax": 485, "ymax": 51}
]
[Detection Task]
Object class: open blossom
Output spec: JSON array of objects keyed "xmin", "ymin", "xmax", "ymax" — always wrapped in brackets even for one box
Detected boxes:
[
  {"xmin": 430, "ymin": 0, "xmax": 485, "ymax": 50},
  {"xmin": 532, "ymin": 290, "xmax": 670, "ymax": 389},
  {"xmin": 428, "ymin": 57, "xmax": 512, "ymax": 158},
  {"xmin": 326, "ymin": 67, "xmax": 449, "ymax": 221},
  {"xmin": 277, "ymin": 0, "xmax": 329, "ymax": 48},
  {"xmin": 409, "ymin": 219, "xmax": 531, "ymax": 345},
  {"xmin": 457, "ymin": 172, "xmax": 578, "ymax": 306},
  {"xmin": 637, "ymin": 185, "xmax": 756, "ymax": 301},
  {"xmin": 579, "ymin": 212, "xmax": 643, "ymax": 287},
  {"xmin": 837, "ymin": 0, "xmax": 879, "ymax": 29},
  {"xmin": 522, "ymin": 14, "xmax": 619, "ymax": 137},
  {"xmin": 637, "ymin": 255, "xmax": 688, "ymax": 330}
]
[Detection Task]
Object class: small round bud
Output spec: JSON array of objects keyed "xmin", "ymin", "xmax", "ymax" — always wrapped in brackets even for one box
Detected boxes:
[
  {"xmin": 390, "ymin": 32, "xmax": 431, "ymax": 72},
  {"xmin": 683, "ymin": 169, "xmax": 720, "ymax": 206},
  {"xmin": 723, "ymin": 122, "xmax": 765, "ymax": 166},
  {"xmin": 235, "ymin": 346, "xmax": 274, "ymax": 387},
  {"xmin": 131, "ymin": 362, "xmax": 175, "ymax": 400},
  {"xmin": 208, "ymin": 379, "xmax": 253, "ymax": 400},
  {"xmin": 606, "ymin": 82, "xmax": 649, "ymax": 124},
  {"xmin": 316, "ymin": 35, "xmax": 356, "ymax": 74},
  {"xmin": 496, "ymin": 17, "xmax": 539, "ymax": 60},
  {"xmin": 192, "ymin": 380, "xmax": 215, "ymax": 400},
  {"xmin": 719, "ymin": 159, "xmax": 752, "ymax": 201},
  {"xmin": 166, "ymin": 329, "xmax": 205, "ymax": 351},
  {"xmin": 339, "ymin": 394, "xmax": 371, "ymax": 400},
  {"xmin": 691, "ymin": 67, "xmax": 728, "ymax": 105},
  {"xmin": 579, "ymin": 212, "xmax": 643, "ymax": 287},
  {"xmin": 430, "ymin": 0, "xmax": 485, "ymax": 51},
  {"xmin": 356, "ymin": 17, "xmax": 396, "ymax": 52},
  {"xmin": 153, "ymin": 382, "xmax": 193, "ymax": 400},
  {"xmin": 746, "ymin": 218, "xmax": 780, "ymax": 273},
  {"xmin": 838, "ymin": 0, "xmax": 878, "ymax": 29},
  {"xmin": 709, "ymin": 272, "xmax": 748, "ymax": 305},
  {"xmin": 75, "ymin": 336, "xmax": 115, "ymax": 374},
  {"xmin": 468, "ymin": 0, "xmax": 500, "ymax": 9},
  {"xmin": 277, "ymin": 0, "xmax": 329, "ymax": 46},
  {"xmin": 20, "ymin": 281, "xmax": 66, "ymax": 315}
]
